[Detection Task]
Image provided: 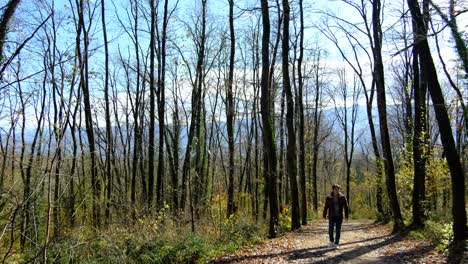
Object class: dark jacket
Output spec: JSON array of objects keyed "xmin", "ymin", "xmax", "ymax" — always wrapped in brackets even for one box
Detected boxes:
[{"xmin": 323, "ymin": 192, "xmax": 349, "ymax": 219}]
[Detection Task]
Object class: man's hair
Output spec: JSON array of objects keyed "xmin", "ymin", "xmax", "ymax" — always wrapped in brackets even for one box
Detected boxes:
[{"xmin": 332, "ymin": 184, "xmax": 341, "ymax": 190}]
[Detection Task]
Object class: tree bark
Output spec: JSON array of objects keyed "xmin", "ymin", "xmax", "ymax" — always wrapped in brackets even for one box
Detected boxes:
[
  {"xmin": 156, "ymin": 0, "xmax": 169, "ymax": 209},
  {"xmin": 297, "ymin": 0, "xmax": 307, "ymax": 225},
  {"xmin": 226, "ymin": 0, "xmax": 236, "ymax": 218},
  {"xmin": 0, "ymin": 0, "xmax": 21, "ymax": 61},
  {"xmin": 148, "ymin": 0, "xmax": 156, "ymax": 209},
  {"xmin": 407, "ymin": 0, "xmax": 467, "ymax": 245},
  {"xmin": 76, "ymin": 0, "xmax": 100, "ymax": 227},
  {"xmin": 372, "ymin": 0, "xmax": 404, "ymax": 231},
  {"xmin": 102, "ymin": 0, "xmax": 113, "ymax": 224},
  {"xmin": 260, "ymin": 0, "xmax": 279, "ymax": 238},
  {"xmin": 282, "ymin": 0, "xmax": 300, "ymax": 230},
  {"xmin": 411, "ymin": 44, "xmax": 427, "ymax": 228},
  {"xmin": 181, "ymin": 0, "xmax": 206, "ymax": 214},
  {"xmin": 311, "ymin": 50, "xmax": 322, "ymax": 212}
]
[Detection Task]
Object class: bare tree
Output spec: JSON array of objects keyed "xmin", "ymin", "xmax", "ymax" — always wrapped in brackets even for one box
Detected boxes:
[
  {"xmin": 309, "ymin": 47, "xmax": 327, "ymax": 213},
  {"xmin": 330, "ymin": 69, "xmax": 361, "ymax": 207},
  {"xmin": 101, "ymin": 0, "xmax": 113, "ymax": 224},
  {"xmin": 75, "ymin": 0, "xmax": 100, "ymax": 227},
  {"xmin": 297, "ymin": 0, "xmax": 307, "ymax": 225},
  {"xmin": 226, "ymin": 0, "xmax": 236, "ymax": 218},
  {"xmin": 260, "ymin": 0, "xmax": 279, "ymax": 238},
  {"xmin": 282, "ymin": 0, "xmax": 300, "ymax": 230},
  {"xmin": 156, "ymin": 0, "xmax": 170, "ymax": 209},
  {"xmin": 147, "ymin": 0, "xmax": 156, "ymax": 210},
  {"xmin": 319, "ymin": 2, "xmax": 386, "ymax": 219},
  {"xmin": 372, "ymin": 0, "xmax": 404, "ymax": 230}
]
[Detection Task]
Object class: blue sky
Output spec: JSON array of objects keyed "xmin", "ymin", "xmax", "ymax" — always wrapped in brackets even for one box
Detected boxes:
[{"xmin": 0, "ymin": 0, "xmax": 465, "ymax": 131}]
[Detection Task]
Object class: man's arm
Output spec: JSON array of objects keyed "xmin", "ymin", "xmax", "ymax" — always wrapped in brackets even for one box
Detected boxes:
[{"xmin": 323, "ymin": 198, "xmax": 329, "ymax": 219}]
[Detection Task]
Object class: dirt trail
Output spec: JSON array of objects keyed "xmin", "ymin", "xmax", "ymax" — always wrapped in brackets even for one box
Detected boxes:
[{"xmin": 213, "ymin": 220, "xmax": 445, "ymax": 263}]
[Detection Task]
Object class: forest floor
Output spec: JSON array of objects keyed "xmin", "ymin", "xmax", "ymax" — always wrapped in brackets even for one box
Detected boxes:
[{"xmin": 212, "ymin": 220, "xmax": 450, "ymax": 263}]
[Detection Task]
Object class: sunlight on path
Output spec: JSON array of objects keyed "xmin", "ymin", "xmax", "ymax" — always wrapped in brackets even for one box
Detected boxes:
[{"xmin": 212, "ymin": 220, "xmax": 443, "ymax": 263}]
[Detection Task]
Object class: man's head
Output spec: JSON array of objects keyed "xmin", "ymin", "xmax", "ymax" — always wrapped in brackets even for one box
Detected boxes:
[{"xmin": 332, "ymin": 184, "xmax": 341, "ymax": 195}]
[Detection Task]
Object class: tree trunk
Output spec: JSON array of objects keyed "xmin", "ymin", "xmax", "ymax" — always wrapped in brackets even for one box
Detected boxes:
[
  {"xmin": 297, "ymin": 0, "xmax": 307, "ymax": 225},
  {"xmin": 148, "ymin": 0, "xmax": 156, "ymax": 210},
  {"xmin": 411, "ymin": 44, "xmax": 426, "ymax": 228},
  {"xmin": 226, "ymin": 0, "xmax": 236, "ymax": 218},
  {"xmin": 365, "ymin": 81, "xmax": 385, "ymax": 220},
  {"xmin": 260, "ymin": 0, "xmax": 279, "ymax": 238},
  {"xmin": 407, "ymin": 0, "xmax": 467, "ymax": 245},
  {"xmin": 311, "ymin": 51, "xmax": 322, "ymax": 212},
  {"xmin": 278, "ymin": 89, "xmax": 285, "ymax": 206},
  {"xmin": 0, "ymin": 0, "xmax": 21, "ymax": 61},
  {"xmin": 168, "ymin": 78, "xmax": 180, "ymax": 212},
  {"xmin": 372, "ymin": 0, "xmax": 404, "ymax": 231},
  {"xmin": 102, "ymin": 0, "xmax": 113, "ymax": 224},
  {"xmin": 76, "ymin": 0, "xmax": 100, "ymax": 227},
  {"xmin": 129, "ymin": 0, "xmax": 143, "ymax": 219},
  {"xmin": 156, "ymin": 0, "xmax": 169, "ymax": 209},
  {"xmin": 282, "ymin": 0, "xmax": 300, "ymax": 230},
  {"xmin": 181, "ymin": 0, "xmax": 206, "ymax": 213}
]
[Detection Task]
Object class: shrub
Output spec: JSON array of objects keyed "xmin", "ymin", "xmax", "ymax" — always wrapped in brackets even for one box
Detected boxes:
[{"xmin": 423, "ymin": 221, "xmax": 453, "ymax": 251}]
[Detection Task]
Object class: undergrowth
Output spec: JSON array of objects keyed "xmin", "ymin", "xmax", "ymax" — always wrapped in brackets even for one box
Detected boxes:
[
  {"xmin": 408, "ymin": 220, "xmax": 453, "ymax": 251},
  {"xmin": 21, "ymin": 209, "xmax": 265, "ymax": 264}
]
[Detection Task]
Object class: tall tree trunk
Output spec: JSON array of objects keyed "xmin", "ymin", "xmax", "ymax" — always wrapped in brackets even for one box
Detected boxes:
[
  {"xmin": 372, "ymin": 0, "xmax": 404, "ymax": 231},
  {"xmin": 69, "ymin": 84, "xmax": 80, "ymax": 227},
  {"xmin": 76, "ymin": 0, "xmax": 100, "ymax": 227},
  {"xmin": 407, "ymin": 0, "xmax": 467, "ymax": 246},
  {"xmin": 51, "ymin": 10, "xmax": 64, "ymax": 237},
  {"xmin": 130, "ymin": 0, "xmax": 145, "ymax": 218},
  {"xmin": 278, "ymin": 89, "xmax": 285, "ymax": 206},
  {"xmin": 181, "ymin": 0, "xmax": 206, "ymax": 214},
  {"xmin": 168, "ymin": 69, "xmax": 180, "ymax": 212},
  {"xmin": 156, "ymin": 0, "xmax": 169, "ymax": 209},
  {"xmin": 20, "ymin": 59, "xmax": 47, "ymax": 248},
  {"xmin": 148, "ymin": 0, "xmax": 156, "ymax": 210},
  {"xmin": 260, "ymin": 0, "xmax": 279, "ymax": 238},
  {"xmin": 102, "ymin": 0, "xmax": 113, "ymax": 224},
  {"xmin": 411, "ymin": 44, "xmax": 426, "ymax": 228},
  {"xmin": 172, "ymin": 90, "xmax": 180, "ymax": 212},
  {"xmin": 18, "ymin": 70, "xmax": 27, "ymax": 248},
  {"xmin": 297, "ymin": 0, "xmax": 307, "ymax": 225},
  {"xmin": 365, "ymin": 81, "xmax": 385, "ymax": 220},
  {"xmin": 282, "ymin": 0, "xmax": 300, "ymax": 230},
  {"xmin": 253, "ymin": 44, "xmax": 260, "ymax": 221},
  {"xmin": 311, "ymin": 50, "xmax": 322, "ymax": 212},
  {"xmin": 226, "ymin": 0, "xmax": 236, "ymax": 218}
]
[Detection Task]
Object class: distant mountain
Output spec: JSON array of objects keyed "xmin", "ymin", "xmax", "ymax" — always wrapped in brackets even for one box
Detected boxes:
[{"xmin": 1, "ymin": 104, "xmax": 384, "ymax": 154}]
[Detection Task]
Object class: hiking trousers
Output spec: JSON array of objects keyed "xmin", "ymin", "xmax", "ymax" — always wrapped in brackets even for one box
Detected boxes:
[{"xmin": 328, "ymin": 216, "xmax": 343, "ymax": 244}]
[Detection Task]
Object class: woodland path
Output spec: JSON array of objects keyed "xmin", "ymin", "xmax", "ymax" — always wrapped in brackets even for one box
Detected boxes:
[{"xmin": 213, "ymin": 220, "xmax": 446, "ymax": 263}]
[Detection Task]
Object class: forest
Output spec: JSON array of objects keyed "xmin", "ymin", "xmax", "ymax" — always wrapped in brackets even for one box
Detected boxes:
[{"xmin": 0, "ymin": 0, "xmax": 466, "ymax": 263}]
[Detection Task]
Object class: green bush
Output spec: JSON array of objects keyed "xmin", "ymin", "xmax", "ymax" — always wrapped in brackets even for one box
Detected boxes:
[
  {"xmin": 424, "ymin": 221, "xmax": 453, "ymax": 250},
  {"xmin": 173, "ymin": 234, "xmax": 206, "ymax": 263},
  {"xmin": 408, "ymin": 220, "xmax": 453, "ymax": 251}
]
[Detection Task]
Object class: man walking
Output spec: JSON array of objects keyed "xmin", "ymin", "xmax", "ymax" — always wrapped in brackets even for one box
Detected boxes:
[{"xmin": 323, "ymin": 184, "xmax": 349, "ymax": 249}]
